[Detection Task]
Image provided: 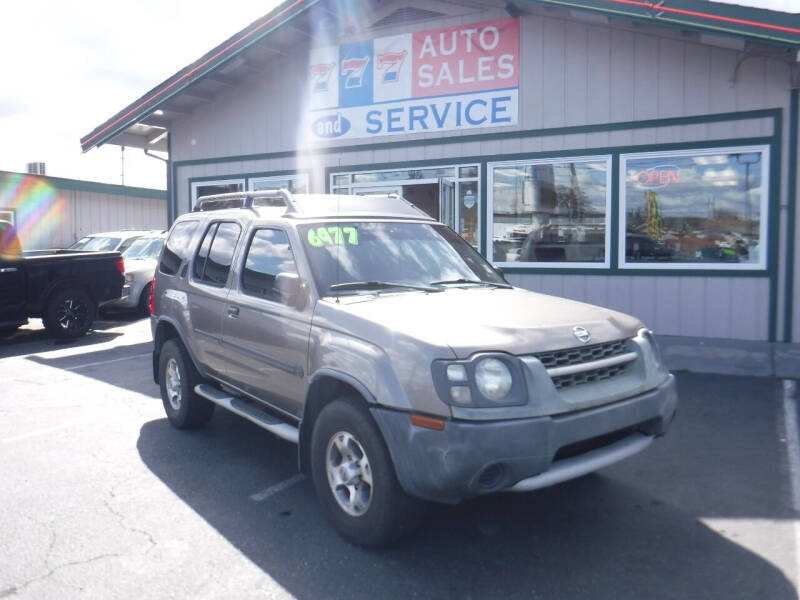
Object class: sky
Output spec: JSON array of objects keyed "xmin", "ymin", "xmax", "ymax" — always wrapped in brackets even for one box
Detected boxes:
[
  {"xmin": 0, "ymin": 1, "xmax": 281, "ymax": 191},
  {"xmin": 0, "ymin": 0, "xmax": 795, "ymax": 191}
]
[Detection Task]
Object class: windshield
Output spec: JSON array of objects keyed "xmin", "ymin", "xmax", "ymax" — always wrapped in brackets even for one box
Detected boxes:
[
  {"xmin": 123, "ymin": 237, "xmax": 165, "ymax": 260},
  {"xmin": 69, "ymin": 236, "xmax": 122, "ymax": 251},
  {"xmin": 298, "ymin": 222, "xmax": 505, "ymax": 296}
]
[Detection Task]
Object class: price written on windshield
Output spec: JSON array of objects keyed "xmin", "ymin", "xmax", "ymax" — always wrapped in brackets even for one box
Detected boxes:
[{"xmin": 307, "ymin": 226, "xmax": 359, "ymax": 247}]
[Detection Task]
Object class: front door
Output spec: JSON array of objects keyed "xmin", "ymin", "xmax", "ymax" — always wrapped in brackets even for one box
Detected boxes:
[
  {"xmin": 221, "ymin": 227, "xmax": 312, "ymax": 418},
  {"xmin": 0, "ymin": 260, "xmax": 25, "ymax": 322}
]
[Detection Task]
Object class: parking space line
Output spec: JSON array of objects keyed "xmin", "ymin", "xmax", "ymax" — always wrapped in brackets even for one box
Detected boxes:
[
  {"xmin": 783, "ymin": 380, "xmax": 800, "ymax": 513},
  {"xmin": 250, "ymin": 474, "xmax": 306, "ymax": 502},
  {"xmin": 63, "ymin": 352, "xmax": 151, "ymax": 371},
  {"xmin": 2, "ymin": 421, "xmax": 91, "ymax": 444}
]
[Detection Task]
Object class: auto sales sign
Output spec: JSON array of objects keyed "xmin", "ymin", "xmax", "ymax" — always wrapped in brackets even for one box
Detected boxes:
[{"xmin": 305, "ymin": 19, "xmax": 519, "ymax": 141}]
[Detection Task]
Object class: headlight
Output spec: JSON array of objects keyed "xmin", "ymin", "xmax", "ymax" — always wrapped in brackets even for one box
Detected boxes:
[
  {"xmin": 640, "ymin": 328, "xmax": 663, "ymax": 365},
  {"xmin": 474, "ymin": 358, "xmax": 513, "ymax": 402}
]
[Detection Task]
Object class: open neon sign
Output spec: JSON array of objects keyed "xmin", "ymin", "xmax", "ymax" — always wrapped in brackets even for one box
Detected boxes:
[{"xmin": 635, "ymin": 165, "xmax": 681, "ymax": 188}]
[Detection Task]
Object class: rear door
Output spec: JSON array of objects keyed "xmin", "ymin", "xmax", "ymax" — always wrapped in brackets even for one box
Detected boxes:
[
  {"xmin": 187, "ymin": 221, "xmax": 242, "ymax": 374},
  {"xmin": 221, "ymin": 227, "xmax": 312, "ymax": 417}
]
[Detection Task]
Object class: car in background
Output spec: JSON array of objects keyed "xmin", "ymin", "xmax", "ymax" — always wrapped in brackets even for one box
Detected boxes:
[
  {"xmin": 0, "ymin": 220, "xmax": 124, "ymax": 338},
  {"xmin": 103, "ymin": 232, "xmax": 166, "ymax": 316},
  {"xmin": 69, "ymin": 230, "xmax": 161, "ymax": 254}
]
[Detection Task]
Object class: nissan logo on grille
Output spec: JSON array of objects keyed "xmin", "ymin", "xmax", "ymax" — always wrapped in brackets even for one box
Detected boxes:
[{"xmin": 572, "ymin": 326, "xmax": 591, "ymax": 344}]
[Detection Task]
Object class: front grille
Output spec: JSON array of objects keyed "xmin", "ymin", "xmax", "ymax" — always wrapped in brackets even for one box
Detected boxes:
[
  {"xmin": 553, "ymin": 426, "xmax": 638, "ymax": 462},
  {"xmin": 534, "ymin": 339, "xmax": 632, "ymax": 390},
  {"xmin": 536, "ymin": 339, "xmax": 628, "ymax": 369},
  {"xmin": 551, "ymin": 363, "xmax": 629, "ymax": 390}
]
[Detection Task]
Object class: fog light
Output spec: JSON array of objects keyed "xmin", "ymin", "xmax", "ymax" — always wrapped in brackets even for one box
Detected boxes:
[
  {"xmin": 446, "ymin": 364, "xmax": 468, "ymax": 383},
  {"xmin": 449, "ymin": 386, "xmax": 472, "ymax": 405}
]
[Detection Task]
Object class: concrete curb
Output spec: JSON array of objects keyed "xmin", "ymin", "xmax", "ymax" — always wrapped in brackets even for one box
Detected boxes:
[{"xmin": 658, "ymin": 335, "xmax": 800, "ymax": 378}]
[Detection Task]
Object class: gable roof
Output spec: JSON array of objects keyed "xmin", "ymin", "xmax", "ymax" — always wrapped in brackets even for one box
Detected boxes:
[
  {"xmin": 80, "ymin": 0, "xmax": 800, "ymax": 154},
  {"xmin": 522, "ymin": 0, "xmax": 800, "ymax": 46}
]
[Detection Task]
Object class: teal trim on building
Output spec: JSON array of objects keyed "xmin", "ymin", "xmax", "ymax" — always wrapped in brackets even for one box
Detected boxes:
[
  {"xmin": 0, "ymin": 170, "xmax": 166, "ymax": 200},
  {"xmin": 171, "ymin": 107, "xmax": 785, "ymax": 341},
  {"xmin": 785, "ymin": 89, "xmax": 798, "ymax": 343}
]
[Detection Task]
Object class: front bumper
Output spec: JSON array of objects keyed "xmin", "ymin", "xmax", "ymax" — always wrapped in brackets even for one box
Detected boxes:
[{"xmin": 371, "ymin": 374, "xmax": 677, "ymax": 504}]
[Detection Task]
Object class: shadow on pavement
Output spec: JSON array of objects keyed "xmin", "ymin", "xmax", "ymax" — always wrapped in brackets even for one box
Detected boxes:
[
  {"xmin": 25, "ymin": 340, "xmax": 157, "ymax": 396},
  {"xmin": 136, "ymin": 373, "xmax": 796, "ymax": 599}
]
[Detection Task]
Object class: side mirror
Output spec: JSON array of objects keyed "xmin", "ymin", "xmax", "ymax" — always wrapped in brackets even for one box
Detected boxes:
[{"xmin": 274, "ymin": 272, "xmax": 307, "ymax": 309}]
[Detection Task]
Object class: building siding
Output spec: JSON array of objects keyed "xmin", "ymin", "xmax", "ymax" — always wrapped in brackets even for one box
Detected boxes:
[{"xmin": 168, "ymin": 4, "xmax": 795, "ymax": 343}]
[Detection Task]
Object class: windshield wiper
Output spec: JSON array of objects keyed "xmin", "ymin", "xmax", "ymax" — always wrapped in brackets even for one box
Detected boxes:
[
  {"xmin": 430, "ymin": 278, "xmax": 512, "ymax": 289},
  {"xmin": 329, "ymin": 281, "xmax": 443, "ymax": 294}
]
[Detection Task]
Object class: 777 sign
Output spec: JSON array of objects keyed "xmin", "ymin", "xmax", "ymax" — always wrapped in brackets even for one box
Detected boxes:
[{"xmin": 341, "ymin": 56, "xmax": 370, "ymax": 89}]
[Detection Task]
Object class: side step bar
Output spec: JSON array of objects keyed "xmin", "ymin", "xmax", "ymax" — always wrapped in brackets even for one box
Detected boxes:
[{"xmin": 194, "ymin": 384, "xmax": 299, "ymax": 444}]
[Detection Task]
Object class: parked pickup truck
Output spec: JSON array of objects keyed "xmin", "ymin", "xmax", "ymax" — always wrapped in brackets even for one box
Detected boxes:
[
  {"xmin": 0, "ymin": 220, "xmax": 125, "ymax": 338},
  {"xmin": 151, "ymin": 191, "xmax": 677, "ymax": 547}
]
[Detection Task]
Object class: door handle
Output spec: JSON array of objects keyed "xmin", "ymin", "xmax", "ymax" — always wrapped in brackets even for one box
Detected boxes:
[
  {"xmin": 0, "ymin": 267, "xmax": 18, "ymax": 273},
  {"xmin": 227, "ymin": 305, "xmax": 239, "ymax": 318}
]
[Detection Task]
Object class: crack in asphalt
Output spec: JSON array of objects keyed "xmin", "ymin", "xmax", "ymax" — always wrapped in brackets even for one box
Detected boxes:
[
  {"xmin": 104, "ymin": 483, "xmax": 158, "ymax": 554},
  {"xmin": 3, "ymin": 553, "xmax": 120, "ymax": 597}
]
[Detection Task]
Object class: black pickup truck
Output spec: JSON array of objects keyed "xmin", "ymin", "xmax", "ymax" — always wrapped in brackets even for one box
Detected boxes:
[{"xmin": 0, "ymin": 221, "xmax": 125, "ymax": 339}]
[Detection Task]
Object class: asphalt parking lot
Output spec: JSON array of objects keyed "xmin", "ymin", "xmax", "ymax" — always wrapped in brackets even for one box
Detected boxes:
[{"xmin": 1, "ymin": 317, "xmax": 799, "ymax": 599}]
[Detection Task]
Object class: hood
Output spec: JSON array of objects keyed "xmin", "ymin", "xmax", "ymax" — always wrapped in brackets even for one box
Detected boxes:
[{"xmin": 326, "ymin": 287, "xmax": 643, "ymax": 359}]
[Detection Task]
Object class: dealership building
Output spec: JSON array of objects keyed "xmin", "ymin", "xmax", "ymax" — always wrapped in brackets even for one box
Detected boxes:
[{"xmin": 81, "ymin": 0, "xmax": 800, "ymax": 362}]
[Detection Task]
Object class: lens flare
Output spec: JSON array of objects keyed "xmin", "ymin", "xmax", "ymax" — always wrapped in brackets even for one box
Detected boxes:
[{"xmin": 0, "ymin": 174, "xmax": 67, "ymax": 250}]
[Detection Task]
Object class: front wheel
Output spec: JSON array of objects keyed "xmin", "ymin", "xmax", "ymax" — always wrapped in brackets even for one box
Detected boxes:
[
  {"xmin": 310, "ymin": 398, "xmax": 425, "ymax": 547},
  {"xmin": 43, "ymin": 288, "xmax": 96, "ymax": 339}
]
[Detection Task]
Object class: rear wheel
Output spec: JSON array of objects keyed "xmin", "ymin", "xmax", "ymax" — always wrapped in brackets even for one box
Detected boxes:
[
  {"xmin": 43, "ymin": 288, "xmax": 96, "ymax": 339},
  {"xmin": 158, "ymin": 339, "xmax": 214, "ymax": 429},
  {"xmin": 137, "ymin": 283, "xmax": 152, "ymax": 317},
  {"xmin": 310, "ymin": 398, "xmax": 425, "ymax": 547}
]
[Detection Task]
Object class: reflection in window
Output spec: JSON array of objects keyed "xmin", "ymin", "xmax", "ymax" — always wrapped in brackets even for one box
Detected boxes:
[
  {"xmin": 623, "ymin": 150, "xmax": 765, "ymax": 266},
  {"xmin": 250, "ymin": 174, "xmax": 309, "ymax": 194},
  {"xmin": 242, "ymin": 229, "xmax": 298, "ymax": 302},
  {"xmin": 491, "ymin": 159, "xmax": 609, "ymax": 264},
  {"xmin": 193, "ymin": 181, "xmax": 244, "ymax": 207}
]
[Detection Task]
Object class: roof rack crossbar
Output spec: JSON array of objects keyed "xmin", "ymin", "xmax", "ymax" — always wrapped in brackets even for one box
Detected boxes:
[{"xmin": 194, "ymin": 188, "xmax": 299, "ymax": 213}]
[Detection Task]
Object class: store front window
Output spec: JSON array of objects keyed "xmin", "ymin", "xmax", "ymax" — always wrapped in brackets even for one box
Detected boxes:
[
  {"xmin": 620, "ymin": 146, "xmax": 768, "ymax": 269},
  {"xmin": 330, "ymin": 164, "xmax": 481, "ymax": 249},
  {"xmin": 191, "ymin": 179, "xmax": 245, "ymax": 208},
  {"xmin": 489, "ymin": 157, "xmax": 611, "ymax": 266},
  {"xmin": 250, "ymin": 173, "xmax": 309, "ymax": 194}
]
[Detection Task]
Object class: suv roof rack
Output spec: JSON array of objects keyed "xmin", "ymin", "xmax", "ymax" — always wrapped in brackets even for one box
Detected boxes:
[{"xmin": 194, "ymin": 189, "xmax": 299, "ymax": 213}]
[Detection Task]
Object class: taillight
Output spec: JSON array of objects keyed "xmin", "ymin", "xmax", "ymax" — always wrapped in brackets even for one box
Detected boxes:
[
  {"xmin": 149, "ymin": 278, "xmax": 156, "ymax": 314},
  {"xmin": 115, "ymin": 257, "xmax": 125, "ymax": 276}
]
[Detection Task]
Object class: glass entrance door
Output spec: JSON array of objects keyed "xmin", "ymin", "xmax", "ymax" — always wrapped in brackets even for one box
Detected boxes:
[{"xmin": 439, "ymin": 177, "xmax": 455, "ymax": 230}]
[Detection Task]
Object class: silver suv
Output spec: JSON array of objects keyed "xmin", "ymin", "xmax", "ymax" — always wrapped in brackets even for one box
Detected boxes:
[{"xmin": 151, "ymin": 190, "xmax": 677, "ymax": 546}]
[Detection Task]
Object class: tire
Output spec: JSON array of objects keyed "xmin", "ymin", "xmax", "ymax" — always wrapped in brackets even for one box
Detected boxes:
[
  {"xmin": 137, "ymin": 283, "xmax": 152, "ymax": 317},
  {"xmin": 158, "ymin": 339, "xmax": 214, "ymax": 429},
  {"xmin": 0, "ymin": 325, "xmax": 21, "ymax": 338},
  {"xmin": 310, "ymin": 398, "xmax": 425, "ymax": 547},
  {"xmin": 43, "ymin": 288, "xmax": 96, "ymax": 339}
]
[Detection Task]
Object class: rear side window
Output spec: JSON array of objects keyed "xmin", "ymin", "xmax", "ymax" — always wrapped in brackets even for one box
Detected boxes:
[
  {"xmin": 241, "ymin": 229, "xmax": 297, "ymax": 302},
  {"xmin": 194, "ymin": 222, "xmax": 241, "ymax": 286},
  {"xmin": 160, "ymin": 221, "xmax": 199, "ymax": 275}
]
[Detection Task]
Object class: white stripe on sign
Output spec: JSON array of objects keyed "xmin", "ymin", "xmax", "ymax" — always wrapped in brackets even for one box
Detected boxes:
[
  {"xmin": 63, "ymin": 352, "xmax": 151, "ymax": 371},
  {"xmin": 250, "ymin": 474, "xmax": 306, "ymax": 502}
]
